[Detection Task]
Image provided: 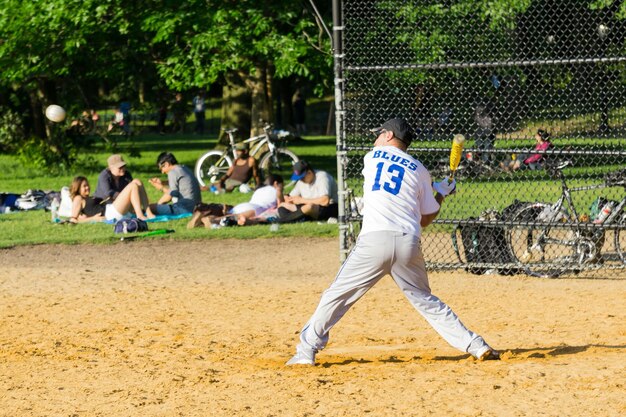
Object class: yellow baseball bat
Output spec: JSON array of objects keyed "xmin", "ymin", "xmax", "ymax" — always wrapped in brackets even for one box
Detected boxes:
[{"xmin": 449, "ymin": 134, "xmax": 466, "ymax": 182}]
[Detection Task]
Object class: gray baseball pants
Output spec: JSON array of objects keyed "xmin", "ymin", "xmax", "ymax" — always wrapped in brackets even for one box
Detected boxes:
[{"xmin": 295, "ymin": 231, "xmax": 490, "ymax": 358}]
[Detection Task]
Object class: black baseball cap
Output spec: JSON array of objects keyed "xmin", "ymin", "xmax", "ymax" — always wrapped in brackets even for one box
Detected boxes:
[
  {"xmin": 291, "ymin": 160, "xmax": 311, "ymax": 181},
  {"xmin": 370, "ymin": 118, "xmax": 414, "ymax": 145}
]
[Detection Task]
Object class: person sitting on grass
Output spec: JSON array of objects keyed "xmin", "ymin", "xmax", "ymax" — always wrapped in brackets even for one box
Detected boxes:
[
  {"xmin": 149, "ymin": 152, "xmax": 202, "ymax": 215},
  {"xmin": 187, "ymin": 174, "xmax": 284, "ymax": 228},
  {"xmin": 277, "ymin": 160, "xmax": 338, "ymax": 223},
  {"xmin": 501, "ymin": 129, "xmax": 552, "ymax": 172},
  {"xmin": 107, "ymin": 108, "xmax": 126, "ymax": 134},
  {"xmin": 94, "ymin": 154, "xmax": 134, "ymax": 205},
  {"xmin": 209, "ymin": 142, "xmax": 261, "ymax": 193},
  {"xmin": 69, "ymin": 176, "xmax": 155, "ymax": 224}
]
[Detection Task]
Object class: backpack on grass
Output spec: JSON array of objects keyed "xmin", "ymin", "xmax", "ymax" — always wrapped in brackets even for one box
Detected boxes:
[
  {"xmin": 451, "ymin": 201, "xmax": 528, "ymax": 275},
  {"xmin": 15, "ymin": 189, "xmax": 47, "ymax": 211},
  {"xmin": 114, "ymin": 218, "xmax": 149, "ymax": 234}
]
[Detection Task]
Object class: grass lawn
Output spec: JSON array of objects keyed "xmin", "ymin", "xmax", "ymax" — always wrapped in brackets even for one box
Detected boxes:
[
  {"xmin": 0, "ymin": 132, "xmax": 339, "ymax": 248},
  {"xmin": 1, "ymin": 130, "xmax": 622, "ymax": 248}
]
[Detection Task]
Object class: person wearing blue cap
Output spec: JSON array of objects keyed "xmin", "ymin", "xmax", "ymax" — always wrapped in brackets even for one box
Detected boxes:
[{"xmin": 277, "ymin": 160, "xmax": 338, "ymax": 223}]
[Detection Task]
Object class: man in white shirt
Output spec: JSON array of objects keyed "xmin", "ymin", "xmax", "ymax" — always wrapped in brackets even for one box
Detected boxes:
[
  {"xmin": 286, "ymin": 118, "xmax": 499, "ymax": 365},
  {"xmin": 277, "ymin": 160, "xmax": 338, "ymax": 223}
]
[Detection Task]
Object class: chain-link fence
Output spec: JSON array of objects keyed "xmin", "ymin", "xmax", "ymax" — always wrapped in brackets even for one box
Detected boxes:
[{"xmin": 334, "ymin": 0, "xmax": 626, "ymax": 278}]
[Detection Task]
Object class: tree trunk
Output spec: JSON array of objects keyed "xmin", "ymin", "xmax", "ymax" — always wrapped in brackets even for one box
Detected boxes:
[
  {"xmin": 219, "ymin": 71, "xmax": 251, "ymax": 145},
  {"xmin": 138, "ymin": 80, "xmax": 145, "ymax": 105},
  {"xmin": 28, "ymin": 78, "xmax": 58, "ymax": 140},
  {"xmin": 265, "ymin": 66, "xmax": 275, "ymax": 130},
  {"xmin": 278, "ymin": 77, "xmax": 295, "ymax": 131},
  {"xmin": 27, "ymin": 88, "xmax": 47, "ymax": 139},
  {"xmin": 245, "ymin": 65, "xmax": 272, "ymax": 136}
]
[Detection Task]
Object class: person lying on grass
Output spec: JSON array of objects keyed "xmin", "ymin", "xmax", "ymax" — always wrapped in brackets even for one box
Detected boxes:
[
  {"xmin": 187, "ymin": 174, "xmax": 284, "ymax": 228},
  {"xmin": 69, "ymin": 176, "xmax": 155, "ymax": 224}
]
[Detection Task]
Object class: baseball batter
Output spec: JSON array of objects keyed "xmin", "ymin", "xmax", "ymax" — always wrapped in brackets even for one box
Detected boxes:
[{"xmin": 286, "ymin": 118, "xmax": 499, "ymax": 365}]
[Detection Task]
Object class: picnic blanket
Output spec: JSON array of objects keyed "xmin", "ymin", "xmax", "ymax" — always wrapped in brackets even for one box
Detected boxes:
[
  {"xmin": 146, "ymin": 213, "xmax": 192, "ymax": 222},
  {"xmin": 104, "ymin": 212, "xmax": 192, "ymax": 224}
]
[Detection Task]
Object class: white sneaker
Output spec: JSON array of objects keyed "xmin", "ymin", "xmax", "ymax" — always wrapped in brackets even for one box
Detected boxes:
[
  {"xmin": 476, "ymin": 347, "xmax": 501, "ymax": 361},
  {"xmin": 468, "ymin": 337, "xmax": 499, "ymax": 360},
  {"xmin": 286, "ymin": 350, "xmax": 315, "ymax": 365}
]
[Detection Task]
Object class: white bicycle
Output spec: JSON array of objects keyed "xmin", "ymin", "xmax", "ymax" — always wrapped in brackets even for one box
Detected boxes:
[{"xmin": 194, "ymin": 124, "xmax": 299, "ymax": 187}]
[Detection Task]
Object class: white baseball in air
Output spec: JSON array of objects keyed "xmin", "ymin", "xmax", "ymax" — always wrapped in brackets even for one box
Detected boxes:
[
  {"xmin": 598, "ymin": 24, "xmax": 609, "ymax": 38},
  {"xmin": 45, "ymin": 105, "xmax": 66, "ymax": 123}
]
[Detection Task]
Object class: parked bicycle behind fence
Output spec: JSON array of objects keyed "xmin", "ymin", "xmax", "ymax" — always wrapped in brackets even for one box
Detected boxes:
[
  {"xmin": 194, "ymin": 124, "xmax": 299, "ymax": 188},
  {"xmin": 506, "ymin": 161, "xmax": 626, "ymax": 278}
]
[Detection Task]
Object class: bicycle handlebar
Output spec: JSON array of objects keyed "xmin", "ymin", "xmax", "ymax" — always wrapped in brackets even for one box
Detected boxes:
[
  {"xmin": 545, "ymin": 159, "xmax": 573, "ymax": 181},
  {"xmin": 546, "ymin": 159, "xmax": 572, "ymax": 172},
  {"xmin": 546, "ymin": 160, "xmax": 625, "ymax": 189},
  {"xmin": 222, "ymin": 123, "xmax": 293, "ymax": 145}
]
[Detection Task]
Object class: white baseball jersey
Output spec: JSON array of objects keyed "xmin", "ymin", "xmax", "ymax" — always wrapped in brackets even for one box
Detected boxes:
[
  {"xmin": 360, "ymin": 145, "xmax": 439, "ymax": 237},
  {"xmin": 290, "ymin": 144, "xmax": 494, "ymax": 363}
]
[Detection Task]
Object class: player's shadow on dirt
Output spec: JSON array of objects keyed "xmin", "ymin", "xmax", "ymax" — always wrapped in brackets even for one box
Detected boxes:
[
  {"xmin": 508, "ymin": 343, "xmax": 626, "ymax": 358},
  {"xmin": 321, "ymin": 354, "xmax": 470, "ymax": 367},
  {"xmin": 321, "ymin": 358, "xmax": 374, "ymax": 367},
  {"xmin": 320, "ymin": 344, "xmax": 626, "ymax": 366}
]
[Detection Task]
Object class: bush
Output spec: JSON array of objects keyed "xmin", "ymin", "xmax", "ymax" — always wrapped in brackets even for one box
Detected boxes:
[
  {"xmin": 0, "ymin": 106, "xmax": 26, "ymax": 152},
  {"xmin": 16, "ymin": 136, "xmax": 76, "ymax": 175},
  {"xmin": 0, "ymin": 106, "xmax": 81, "ymax": 173}
]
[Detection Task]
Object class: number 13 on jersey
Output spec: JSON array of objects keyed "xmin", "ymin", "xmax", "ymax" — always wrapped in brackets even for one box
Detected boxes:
[{"xmin": 372, "ymin": 162, "xmax": 405, "ymax": 195}]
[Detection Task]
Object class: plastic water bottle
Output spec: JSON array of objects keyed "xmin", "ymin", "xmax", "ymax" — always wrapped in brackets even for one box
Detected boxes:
[
  {"xmin": 593, "ymin": 201, "xmax": 615, "ymax": 224},
  {"xmin": 50, "ymin": 198, "xmax": 60, "ymax": 223}
]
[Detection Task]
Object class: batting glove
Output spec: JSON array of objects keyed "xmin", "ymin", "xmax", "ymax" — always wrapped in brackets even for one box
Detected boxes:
[{"xmin": 432, "ymin": 179, "xmax": 457, "ymax": 197}]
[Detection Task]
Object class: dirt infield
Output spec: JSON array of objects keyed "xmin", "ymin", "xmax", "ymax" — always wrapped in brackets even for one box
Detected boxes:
[{"xmin": 1, "ymin": 238, "xmax": 625, "ymax": 416}]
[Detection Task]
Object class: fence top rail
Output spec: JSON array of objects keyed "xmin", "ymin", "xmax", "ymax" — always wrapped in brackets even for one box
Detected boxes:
[
  {"xmin": 342, "ymin": 146, "xmax": 626, "ymax": 156},
  {"xmin": 345, "ymin": 57, "xmax": 626, "ymax": 71}
]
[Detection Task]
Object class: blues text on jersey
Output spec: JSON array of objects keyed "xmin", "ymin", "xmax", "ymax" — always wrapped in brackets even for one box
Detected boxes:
[{"xmin": 372, "ymin": 150, "xmax": 417, "ymax": 171}]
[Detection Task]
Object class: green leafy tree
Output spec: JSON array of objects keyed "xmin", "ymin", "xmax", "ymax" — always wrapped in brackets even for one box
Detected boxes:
[
  {"xmin": 0, "ymin": 0, "xmax": 332, "ymax": 161},
  {"xmin": 0, "ymin": 0, "xmax": 161, "ymax": 168},
  {"xmin": 348, "ymin": 0, "xmax": 624, "ymax": 136},
  {"xmin": 142, "ymin": 0, "xmax": 332, "ymax": 138}
]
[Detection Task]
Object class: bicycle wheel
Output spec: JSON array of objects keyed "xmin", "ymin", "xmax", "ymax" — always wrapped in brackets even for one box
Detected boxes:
[
  {"xmin": 506, "ymin": 203, "xmax": 577, "ymax": 277},
  {"xmin": 194, "ymin": 151, "xmax": 232, "ymax": 187},
  {"xmin": 614, "ymin": 211, "xmax": 626, "ymax": 264},
  {"xmin": 259, "ymin": 149, "xmax": 299, "ymax": 181}
]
